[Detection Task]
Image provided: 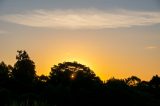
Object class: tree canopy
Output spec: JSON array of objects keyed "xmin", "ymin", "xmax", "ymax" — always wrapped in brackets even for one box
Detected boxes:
[
  {"xmin": 0, "ymin": 62, "xmax": 9, "ymax": 84},
  {"xmin": 12, "ymin": 50, "xmax": 36, "ymax": 84},
  {"xmin": 150, "ymin": 75, "xmax": 160, "ymax": 88},
  {"xmin": 49, "ymin": 61, "xmax": 102, "ymax": 88}
]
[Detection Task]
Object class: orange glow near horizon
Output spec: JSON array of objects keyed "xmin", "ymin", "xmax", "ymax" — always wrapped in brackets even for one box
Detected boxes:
[{"xmin": 33, "ymin": 48, "xmax": 160, "ymax": 81}]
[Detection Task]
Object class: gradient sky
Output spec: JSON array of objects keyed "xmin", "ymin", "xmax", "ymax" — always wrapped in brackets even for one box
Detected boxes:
[{"xmin": 0, "ymin": 0, "xmax": 160, "ymax": 81}]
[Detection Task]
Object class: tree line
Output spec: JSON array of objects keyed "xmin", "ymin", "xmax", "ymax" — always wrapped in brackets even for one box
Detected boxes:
[{"xmin": 0, "ymin": 50, "xmax": 160, "ymax": 106}]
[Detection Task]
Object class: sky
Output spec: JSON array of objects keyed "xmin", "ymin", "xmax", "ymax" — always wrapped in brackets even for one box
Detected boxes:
[{"xmin": 0, "ymin": 0, "xmax": 160, "ymax": 81}]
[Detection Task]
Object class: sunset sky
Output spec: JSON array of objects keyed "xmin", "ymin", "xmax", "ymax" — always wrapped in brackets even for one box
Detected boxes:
[{"xmin": 0, "ymin": 0, "xmax": 160, "ymax": 81}]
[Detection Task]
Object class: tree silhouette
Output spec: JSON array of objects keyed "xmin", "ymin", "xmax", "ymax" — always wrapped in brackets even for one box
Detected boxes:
[
  {"xmin": 0, "ymin": 62, "xmax": 11, "ymax": 105},
  {"xmin": 150, "ymin": 75, "xmax": 160, "ymax": 89},
  {"xmin": 125, "ymin": 76, "xmax": 141, "ymax": 87},
  {"xmin": 0, "ymin": 61, "xmax": 9, "ymax": 84},
  {"xmin": 49, "ymin": 61, "xmax": 101, "ymax": 87},
  {"xmin": 12, "ymin": 50, "xmax": 36, "ymax": 84},
  {"xmin": 0, "ymin": 50, "xmax": 160, "ymax": 106},
  {"xmin": 37, "ymin": 74, "xmax": 49, "ymax": 83},
  {"xmin": 105, "ymin": 77, "xmax": 128, "ymax": 90}
]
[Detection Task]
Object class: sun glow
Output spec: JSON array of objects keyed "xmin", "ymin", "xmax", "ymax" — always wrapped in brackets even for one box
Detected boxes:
[
  {"xmin": 56, "ymin": 51, "xmax": 93, "ymax": 69},
  {"xmin": 71, "ymin": 74, "xmax": 75, "ymax": 79}
]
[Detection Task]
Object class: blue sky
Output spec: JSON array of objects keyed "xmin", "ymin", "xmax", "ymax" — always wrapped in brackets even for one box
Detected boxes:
[{"xmin": 0, "ymin": 0, "xmax": 160, "ymax": 12}]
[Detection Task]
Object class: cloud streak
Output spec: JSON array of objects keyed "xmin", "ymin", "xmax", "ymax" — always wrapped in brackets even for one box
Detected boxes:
[
  {"xmin": 0, "ymin": 9, "xmax": 160, "ymax": 29},
  {"xmin": 145, "ymin": 46, "xmax": 158, "ymax": 50}
]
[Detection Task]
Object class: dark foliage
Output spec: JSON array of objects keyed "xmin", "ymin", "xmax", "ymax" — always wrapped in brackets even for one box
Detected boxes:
[
  {"xmin": 12, "ymin": 50, "xmax": 36, "ymax": 84},
  {"xmin": 0, "ymin": 50, "xmax": 160, "ymax": 106}
]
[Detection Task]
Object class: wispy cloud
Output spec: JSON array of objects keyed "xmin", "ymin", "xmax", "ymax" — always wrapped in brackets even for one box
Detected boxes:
[
  {"xmin": 145, "ymin": 46, "xmax": 158, "ymax": 50},
  {"xmin": 0, "ymin": 9, "xmax": 160, "ymax": 29}
]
